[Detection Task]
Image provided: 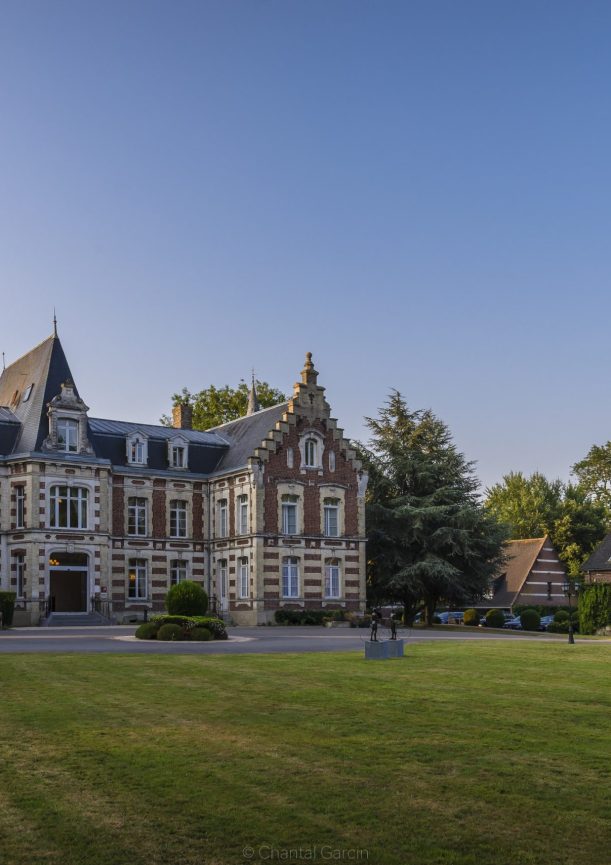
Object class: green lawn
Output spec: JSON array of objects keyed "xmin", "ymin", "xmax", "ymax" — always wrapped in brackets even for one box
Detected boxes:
[{"xmin": 1, "ymin": 644, "xmax": 609, "ymax": 865}]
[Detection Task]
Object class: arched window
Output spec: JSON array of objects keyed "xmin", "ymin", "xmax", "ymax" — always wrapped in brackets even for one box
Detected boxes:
[
  {"xmin": 325, "ymin": 559, "xmax": 341, "ymax": 599},
  {"xmin": 282, "ymin": 557, "xmax": 300, "ymax": 598},
  {"xmin": 304, "ymin": 438, "xmax": 318, "ymax": 468},
  {"xmin": 49, "ymin": 485, "xmax": 88, "ymax": 529},
  {"xmin": 129, "ymin": 437, "xmax": 146, "ymax": 464}
]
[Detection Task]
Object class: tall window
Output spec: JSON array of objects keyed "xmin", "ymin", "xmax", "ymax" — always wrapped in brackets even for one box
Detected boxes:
[
  {"xmin": 218, "ymin": 559, "xmax": 228, "ymax": 600},
  {"xmin": 218, "ymin": 499, "xmax": 228, "ymax": 537},
  {"xmin": 57, "ymin": 418, "xmax": 78, "ymax": 452},
  {"xmin": 237, "ymin": 494, "xmax": 248, "ymax": 535},
  {"xmin": 323, "ymin": 498, "xmax": 340, "ymax": 537},
  {"xmin": 170, "ymin": 560, "xmax": 188, "ymax": 586},
  {"xmin": 325, "ymin": 559, "xmax": 341, "ymax": 599},
  {"xmin": 129, "ymin": 437, "xmax": 146, "ymax": 464},
  {"xmin": 304, "ymin": 438, "xmax": 318, "ymax": 467},
  {"xmin": 49, "ymin": 485, "xmax": 88, "ymax": 529},
  {"xmin": 15, "ymin": 486, "xmax": 25, "ymax": 529},
  {"xmin": 171, "ymin": 445, "xmax": 186, "ymax": 468},
  {"xmin": 239, "ymin": 557, "xmax": 249, "ymax": 599},
  {"xmin": 329, "ymin": 451, "xmax": 336, "ymax": 472},
  {"xmin": 170, "ymin": 500, "xmax": 187, "ymax": 538},
  {"xmin": 282, "ymin": 557, "xmax": 299, "ymax": 598},
  {"xmin": 281, "ymin": 494, "xmax": 298, "ymax": 535},
  {"xmin": 14, "ymin": 553, "xmax": 25, "ymax": 597},
  {"xmin": 128, "ymin": 497, "xmax": 147, "ymax": 536},
  {"xmin": 128, "ymin": 559, "xmax": 147, "ymax": 600}
]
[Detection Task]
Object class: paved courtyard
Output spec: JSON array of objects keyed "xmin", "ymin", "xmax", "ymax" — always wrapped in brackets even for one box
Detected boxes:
[{"xmin": 0, "ymin": 624, "xmax": 597, "ymax": 654}]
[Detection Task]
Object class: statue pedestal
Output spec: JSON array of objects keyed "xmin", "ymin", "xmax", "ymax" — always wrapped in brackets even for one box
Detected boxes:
[
  {"xmin": 385, "ymin": 639, "xmax": 404, "ymax": 658},
  {"xmin": 364, "ymin": 639, "xmax": 405, "ymax": 660}
]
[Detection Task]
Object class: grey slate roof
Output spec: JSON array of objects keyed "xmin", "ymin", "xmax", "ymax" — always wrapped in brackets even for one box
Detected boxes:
[
  {"xmin": 207, "ymin": 402, "xmax": 289, "ymax": 472},
  {"xmin": 0, "ymin": 334, "xmax": 77, "ymax": 453},
  {"xmin": 0, "ymin": 407, "xmax": 19, "ymax": 423},
  {"xmin": 88, "ymin": 417, "xmax": 227, "ymax": 446},
  {"xmin": 582, "ymin": 533, "xmax": 611, "ymax": 572}
]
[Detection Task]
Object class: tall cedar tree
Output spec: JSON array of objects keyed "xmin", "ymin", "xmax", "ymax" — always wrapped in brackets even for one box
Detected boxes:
[
  {"xmin": 358, "ymin": 392, "xmax": 508, "ymax": 624},
  {"xmin": 161, "ymin": 382, "xmax": 287, "ymax": 430}
]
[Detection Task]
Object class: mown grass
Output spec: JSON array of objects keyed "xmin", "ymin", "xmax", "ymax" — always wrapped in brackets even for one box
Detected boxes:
[{"xmin": 0, "ymin": 643, "xmax": 609, "ymax": 865}]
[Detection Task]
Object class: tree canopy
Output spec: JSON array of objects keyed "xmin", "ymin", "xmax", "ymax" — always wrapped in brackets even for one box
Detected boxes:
[
  {"xmin": 161, "ymin": 381, "xmax": 287, "ymax": 431},
  {"xmin": 484, "ymin": 471, "xmax": 607, "ymax": 577},
  {"xmin": 572, "ymin": 442, "xmax": 611, "ymax": 515},
  {"xmin": 359, "ymin": 391, "xmax": 508, "ymax": 624}
]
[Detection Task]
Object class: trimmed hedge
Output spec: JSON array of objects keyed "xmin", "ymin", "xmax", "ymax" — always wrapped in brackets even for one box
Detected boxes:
[
  {"xmin": 0, "ymin": 591, "xmax": 16, "ymax": 628},
  {"xmin": 579, "ymin": 584, "xmax": 611, "ymax": 635},
  {"xmin": 520, "ymin": 609, "xmax": 541, "ymax": 632},
  {"xmin": 135, "ymin": 622, "xmax": 159, "ymax": 640},
  {"xmin": 485, "ymin": 609, "xmax": 505, "ymax": 629},
  {"xmin": 166, "ymin": 581, "xmax": 209, "ymax": 617},
  {"xmin": 274, "ymin": 610, "xmax": 329, "ymax": 626},
  {"xmin": 157, "ymin": 623, "xmax": 184, "ymax": 641},
  {"xmin": 463, "ymin": 608, "xmax": 480, "ymax": 627},
  {"xmin": 554, "ymin": 609, "xmax": 569, "ymax": 623},
  {"xmin": 190, "ymin": 627, "xmax": 212, "ymax": 642},
  {"xmin": 151, "ymin": 615, "xmax": 227, "ymax": 640}
]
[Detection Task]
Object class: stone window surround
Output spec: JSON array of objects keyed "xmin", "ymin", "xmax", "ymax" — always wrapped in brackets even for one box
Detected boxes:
[
  {"xmin": 168, "ymin": 434, "xmax": 189, "ymax": 470},
  {"xmin": 168, "ymin": 498, "xmax": 190, "ymax": 539},
  {"xmin": 298, "ymin": 428, "xmax": 325, "ymax": 471},
  {"xmin": 277, "ymin": 481, "xmax": 305, "ymax": 536},
  {"xmin": 126, "ymin": 430, "xmax": 149, "ymax": 466},
  {"xmin": 48, "ymin": 479, "xmax": 94, "ymax": 531},
  {"xmin": 319, "ymin": 484, "xmax": 346, "ymax": 537}
]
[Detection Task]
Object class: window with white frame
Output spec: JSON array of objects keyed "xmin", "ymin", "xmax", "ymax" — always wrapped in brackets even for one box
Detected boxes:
[
  {"xmin": 282, "ymin": 557, "xmax": 300, "ymax": 598},
  {"xmin": 128, "ymin": 435, "xmax": 147, "ymax": 465},
  {"xmin": 325, "ymin": 559, "xmax": 341, "ymax": 599},
  {"xmin": 128, "ymin": 559, "xmax": 147, "ymax": 600},
  {"xmin": 170, "ymin": 500, "xmax": 187, "ymax": 538},
  {"xmin": 218, "ymin": 498, "xmax": 228, "ymax": 537},
  {"xmin": 323, "ymin": 498, "xmax": 340, "ymax": 537},
  {"xmin": 14, "ymin": 553, "xmax": 25, "ymax": 597},
  {"xmin": 57, "ymin": 418, "xmax": 78, "ymax": 452},
  {"xmin": 15, "ymin": 486, "xmax": 25, "ymax": 529},
  {"xmin": 237, "ymin": 494, "xmax": 248, "ymax": 535},
  {"xmin": 281, "ymin": 494, "xmax": 298, "ymax": 535},
  {"xmin": 170, "ymin": 560, "xmax": 188, "ymax": 586},
  {"xmin": 170, "ymin": 443, "xmax": 187, "ymax": 468},
  {"xmin": 238, "ymin": 557, "xmax": 250, "ymax": 599},
  {"xmin": 49, "ymin": 485, "xmax": 88, "ymax": 529},
  {"xmin": 304, "ymin": 437, "xmax": 318, "ymax": 468},
  {"xmin": 127, "ymin": 497, "xmax": 147, "ymax": 536},
  {"xmin": 218, "ymin": 559, "xmax": 228, "ymax": 599}
]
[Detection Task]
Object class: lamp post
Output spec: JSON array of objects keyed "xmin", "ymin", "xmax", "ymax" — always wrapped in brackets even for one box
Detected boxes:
[{"xmin": 562, "ymin": 578, "xmax": 580, "ymax": 645}]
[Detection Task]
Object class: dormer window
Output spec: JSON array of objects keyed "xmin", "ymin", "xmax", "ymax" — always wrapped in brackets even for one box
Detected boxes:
[
  {"xmin": 305, "ymin": 438, "xmax": 317, "ymax": 467},
  {"xmin": 168, "ymin": 436, "xmax": 188, "ymax": 470},
  {"xmin": 57, "ymin": 418, "xmax": 78, "ymax": 452},
  {"xmin": 127, "ymin": 433, "xmax": 148, "ymax": 465}
]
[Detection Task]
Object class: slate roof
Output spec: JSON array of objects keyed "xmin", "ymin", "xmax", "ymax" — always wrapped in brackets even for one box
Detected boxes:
[
  {"xmin": 581, "ymin": 533, "xmax": 611, "ymax": 572},
  {"xmin": 0, "ymin": 334, "xmax": 77, "ymax": 453},
  {"xmin": 487, "ymin": 537, "xmax": 547, "ymax": 608},
  {"xmin": 88, "ymin": 417, "xmax": 227, "ymax": 446},
  {"xmin": 206, "ymin": 402, "xmax": 289, "ymax": 472}
]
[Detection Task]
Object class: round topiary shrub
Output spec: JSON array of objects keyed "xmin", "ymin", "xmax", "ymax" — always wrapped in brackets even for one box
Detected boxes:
[
  {"xmin": 485, "ymin": 608, "xmax": 505, "ymax": 629},
  {"xmin": 463, "ymin": 608, "xmax": 480, "ymax": 627},
  {"xmin": 157, "ymin": 623, "xmax": 184, "ymax": 641},
  {"xmin": 135, "ymin": 622, "xmax": 159, "ymax": 640},
  {"xmin": 520, "ymin": 608, "xmax": 541, "ymax": 631},
  {"xmin": 554, "ymin": 609, "xmax": 570, "ymax": 623},
  {"xmin": 166, "ymin": 580, "xmax": 208, "ymax": 616},
  {"xmin": 190, "ymin": 626, "xmax": 212, "ymax": 641}
]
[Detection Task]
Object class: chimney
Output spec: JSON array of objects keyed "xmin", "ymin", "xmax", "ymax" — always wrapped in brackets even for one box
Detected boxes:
[{"xmin": 172, "ymin": 401, "xmax": 193, "ymax": 430}]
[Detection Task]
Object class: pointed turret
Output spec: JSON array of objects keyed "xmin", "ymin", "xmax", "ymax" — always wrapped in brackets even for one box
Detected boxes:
[{"xmin": 247, "ymin": 372, "xmax": 260, "ymax": 416}]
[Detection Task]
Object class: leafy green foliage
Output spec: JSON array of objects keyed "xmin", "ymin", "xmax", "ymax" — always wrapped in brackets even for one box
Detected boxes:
[
  {"xmin": 463, "ymin": 608, "xmax": 480, "ymax": 626},
  {"xmin": 572, "ymin": 442, "xmax": 611, "ymax": 515},
  {"xmin": 166, "ymin": 580, "xmax": 209, "ymax": 616},
  {"xmin": 150, "ymin": 614, "xmax": 228, "ymax": 640},
  {"xmin": 0, "ymin": 591, "xmax": 16, "ymax": 628},
  {"xmin": 520, "ymin": 609, "xmax": 541, "ymax": 631},
  {"xmin": 485, "ymin": 609, "xmax": 506, "ymax": 628},
  {"xmin": 189, "ymin": 627, "xmax": 213, "ymax": 641},
  {"xmin": 156, "ymin": 623, "xmax": 184, "ymax": 641},
  {"xmin": 135, "ymin": 622, "xmax": 159, "ymax": 640},
  {"xmin": 485, "ymin": 473, "xmax": 607, "ymax": 576},
  {"xmin": 162, "ymin": 381, "xmax": 287, "ymax": 430},
  {"xmin": 359, "ymin": 391, "xmax": 508, "ymax": 624},
  {"xmin": 274, "ymin": 609, "xmax": 329, "ymax": 625},
  {"xmin": 578, "ymin": 583, "xmax": 611, "ymax": 635}
]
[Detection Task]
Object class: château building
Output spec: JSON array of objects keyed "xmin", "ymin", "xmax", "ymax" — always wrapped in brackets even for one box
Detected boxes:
[{"xmin": 0, "ymin": 330, "xmax": 367, "ymax": 625}]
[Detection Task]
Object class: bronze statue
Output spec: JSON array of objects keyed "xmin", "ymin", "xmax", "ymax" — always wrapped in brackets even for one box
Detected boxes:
[{"xmin": 370, "ymin": 608, "xmax": 382, "ymax": 641}]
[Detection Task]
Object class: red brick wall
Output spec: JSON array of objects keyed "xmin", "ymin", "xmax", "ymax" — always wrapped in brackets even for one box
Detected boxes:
[
  {"xmin": 112, "ymin": 478, "xmax": 125, "ymax": 536},
  {"xmin": 193, "ymin": 483, "xmax": 203, "ymax": 541},
  {"xmin": 152, "ymin": 479, "xmax": 166, "ymax": 537},
  {"xmin": 263, "ymin": 418, "xmax": 359, "ymax": 536}
]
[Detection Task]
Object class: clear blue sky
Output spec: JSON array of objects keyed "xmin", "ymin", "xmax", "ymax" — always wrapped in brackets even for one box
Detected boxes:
[{"xmin": 1, "ymin": 0, "xmax": 610, "ymax": 489}]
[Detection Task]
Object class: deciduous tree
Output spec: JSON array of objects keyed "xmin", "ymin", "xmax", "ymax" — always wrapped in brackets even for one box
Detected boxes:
[{"xmin": 162, "ymin": 381, "xmax": 287, "ymax": 431}]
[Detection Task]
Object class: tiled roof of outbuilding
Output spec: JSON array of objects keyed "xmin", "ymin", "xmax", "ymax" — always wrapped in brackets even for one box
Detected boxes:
[
  {"xmin": 582, "ymin": 533, "xmax": 611, "ymax": 572},
  {"xmin": 488, "ymin": 537, "xmax": 547, "ymax": 608}
]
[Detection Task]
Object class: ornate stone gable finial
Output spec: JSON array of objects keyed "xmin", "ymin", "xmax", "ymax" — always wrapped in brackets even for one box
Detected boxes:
[{"xmin": 301, "ymin": 352, "xmax": 318, "ymax": 386}]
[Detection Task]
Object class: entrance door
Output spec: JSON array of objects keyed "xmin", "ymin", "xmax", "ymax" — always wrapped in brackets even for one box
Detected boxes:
[{"xmin": 49, "ymin": 553, "xmax": 88, "ymax": 613}]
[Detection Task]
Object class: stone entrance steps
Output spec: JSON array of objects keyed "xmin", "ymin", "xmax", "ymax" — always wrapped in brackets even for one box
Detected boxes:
[{"xmin": 42, "ymin": 611, "xmax": 111, "ymax": 628}]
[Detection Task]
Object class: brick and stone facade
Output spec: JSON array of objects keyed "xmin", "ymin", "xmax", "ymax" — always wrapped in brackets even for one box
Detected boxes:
[{"xmin": 0, "ymin": 335, "xmax": 367, "ymax": 625}]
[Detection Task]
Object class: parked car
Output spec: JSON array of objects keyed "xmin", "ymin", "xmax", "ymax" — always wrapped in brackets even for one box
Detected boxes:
[
  {"xmin": 540, "ymin": 615, "xmax": 555, "ymax": 631},
  {"xmin": 504, "ymin": 616, "xmax": 522, "ymax": 630},
  {"xmin": 438, "ymin": 611, "xmax": 464, "ymax": 624}
]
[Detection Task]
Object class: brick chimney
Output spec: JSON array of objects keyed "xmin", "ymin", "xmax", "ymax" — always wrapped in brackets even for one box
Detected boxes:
[{"xmin": 172, "ymin": 401, "xmax": 193, "ymax": 430}]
